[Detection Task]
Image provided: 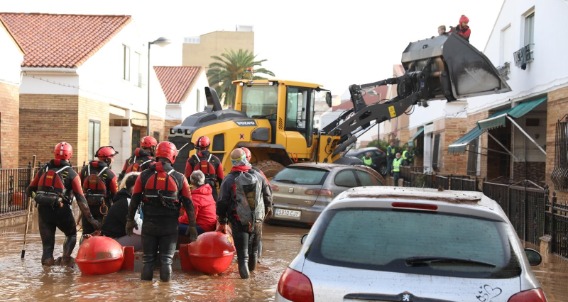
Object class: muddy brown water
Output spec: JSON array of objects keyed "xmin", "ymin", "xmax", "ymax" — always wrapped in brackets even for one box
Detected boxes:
[{"xmin": 1, "ymin": 212, "xmax": 566, "ymax": 301}]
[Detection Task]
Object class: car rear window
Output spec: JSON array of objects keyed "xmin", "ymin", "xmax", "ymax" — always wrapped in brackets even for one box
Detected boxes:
[
  {"xmin": 307, "ymin": 208, "xmax": 522, "ymax": 278},
  {"xmin": 273, "ymin": 167, "xmax": 328, "ymax": 185}
]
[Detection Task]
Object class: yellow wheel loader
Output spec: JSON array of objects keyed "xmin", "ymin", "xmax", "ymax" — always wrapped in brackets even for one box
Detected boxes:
[{"xmin": 168, "ymin": 33, "xmax": 510, "ymax": 178}]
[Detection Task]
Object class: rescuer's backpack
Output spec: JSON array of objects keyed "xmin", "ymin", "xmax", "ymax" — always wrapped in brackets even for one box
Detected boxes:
[
  {"xmin": 35, "ymin": 166, "xmax": 70, "ymax": 206},
  {"xmin": 82, "ymin": 166, "xmax": 108, "ymax": 206},
  {"xmin": 126, "ymin": 156, "xmax": 153, "ymax": 174},
  {"xmin": 234, "ymin": 171, "xmax": 265, "ymax": 230},
  {"xmin": 192, "ymin": 154, "xmax": 218, "ymax": 180},
  {"xmin": 143, "ymin": 169, "xmax": 180, "ymax": 210}
]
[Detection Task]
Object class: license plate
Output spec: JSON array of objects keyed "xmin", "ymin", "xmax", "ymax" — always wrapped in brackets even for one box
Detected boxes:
[{"xmin": 274, "ymin": 208, "xmax": 301, "ymax": 219}]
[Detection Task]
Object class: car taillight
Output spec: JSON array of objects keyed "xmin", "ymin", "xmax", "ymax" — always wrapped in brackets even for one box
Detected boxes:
[
  {"xmin": 391, "ymin": 202, "xmax": 438, "ymax": 211},
  {"xmin": 304, "ymin": 189, "xmax": 333, "ymax": 197},
  {"xmin": 277, "ymin": 267, "xmax": 314, "ymax": 302},
  {"xmin": 508, "ymin": 288, "xmax": 547, "ymax": 302},
  {"xmin": 271, "ymin": 184, "xmax": 279, "ymax": 192}
]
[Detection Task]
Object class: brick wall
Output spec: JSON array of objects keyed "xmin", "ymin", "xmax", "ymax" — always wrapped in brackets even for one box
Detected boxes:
[
  {"xmin": 0, "ymin": 82, "xmax": 19, "ymax": 168},
  {"xmin": 19, "ymin": 94, "xmax": 79, "ymax": 166},
  {"xmin": 547, "ymin": 86, "xmax": 568, "ymax": 202},
  {"xmin": 163, "ymin": 119, "xmax": 181, "ymax": 141},
  {"xmin": 442, "ymin": 118, "xmax": 468, "ymax": 175},
  {"xmin": 78, "ymin": 96, "xmax": 109, "ymax": 165}
]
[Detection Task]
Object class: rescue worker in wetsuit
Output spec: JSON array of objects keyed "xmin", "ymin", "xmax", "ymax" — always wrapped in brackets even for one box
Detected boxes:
[
  {"xmin": 26, "ymin": 142, "xmax": 101, "ymax": 266},
  {"xmin": 118, "ymin": 136, "xmax": 157, "ymax": 182},
  {"xmin": 79, "ymin": 146, "xmax": 119, "ymax": 236},
  {"xmin": 126, "ymin": 141, "xmax": 198, "ymax": 282},
  {"xmin": 216, "ymin": 148, "xmax": 273, "ymax": 279},
  {"xmin": 184, "ymin": 135, "xmax": 224, "ymax": 202}
]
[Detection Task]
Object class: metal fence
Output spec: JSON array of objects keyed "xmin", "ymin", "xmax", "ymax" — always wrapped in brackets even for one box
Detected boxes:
[
  {"xmin": 0, "ymin": 162, "xmax": 81, "ymax": 216},
  {"xmin": 399, "ymin": 166, "xmax": 567, "ymax": 258}
]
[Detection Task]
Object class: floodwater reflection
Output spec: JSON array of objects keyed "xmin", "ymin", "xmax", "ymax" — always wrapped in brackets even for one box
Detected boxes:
[{"xmin": 1, "ymin": 212, "xmax": 567, "ymax": 301}]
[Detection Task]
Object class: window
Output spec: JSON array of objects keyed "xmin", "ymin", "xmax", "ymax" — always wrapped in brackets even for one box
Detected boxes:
[
  {"xmin": 285, "ymin": 86, "xmax": 319, "ymax": 147},
  {"xmin": 309, "ymin": 209, "xmax": 518, "ymax": 278},
  {"xmin": 273, "ymin": 167, "xmax": 328, "ymax": 185},
  {"xmin": 354, "ymin": 170, "xmax": 382, "ymax": 186},
  {"xmin": 88, "ymin": 120, "xmax": 101, "ymax": 160},
  {"xmin": 499, "ymin": 24, "xmax": 512, "ymax": 66},
  {"xmin": 242, "ymin": 85, "xmax": 278, "ymax": 119},
  {"xmin": 122, "ymin": 45, "xmax": 130, "ymax": 81},
  {"xmin": 334, "ymin": 170, "xmax": 357, "ymax": 187},
  {"xmin": 524, "ymin": 11, "xmax": 535, "ymax": 47},
  {"xmin": 131, "ymin": 51, "xmax": 141, "ymax": 87}
]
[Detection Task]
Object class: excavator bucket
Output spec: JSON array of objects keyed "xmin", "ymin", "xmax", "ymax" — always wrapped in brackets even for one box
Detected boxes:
[{"xmin": 401, "ymin": 33, "xmax": 510, "ymax": 101}]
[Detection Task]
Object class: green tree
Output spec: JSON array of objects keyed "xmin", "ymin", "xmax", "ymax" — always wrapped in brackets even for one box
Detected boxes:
[{"xmin": 207, "ymin": 49, "xmax": 275, "ymax": 107}]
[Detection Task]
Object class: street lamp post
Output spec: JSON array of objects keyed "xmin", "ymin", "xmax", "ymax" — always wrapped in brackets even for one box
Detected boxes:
[{"xmin": 147, "ymin": 37, "xmax": 170, "ymax": 136}]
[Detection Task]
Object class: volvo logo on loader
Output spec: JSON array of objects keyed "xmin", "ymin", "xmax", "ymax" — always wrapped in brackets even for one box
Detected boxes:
[{"xmin": 235, "ymin": 120, "xmax": 256, "ymax": 126}]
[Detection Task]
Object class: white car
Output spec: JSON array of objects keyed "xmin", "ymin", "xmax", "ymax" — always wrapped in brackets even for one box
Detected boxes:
[{"xmin": 275, "ymin": 186, "xmax": 547, "ymax": 302}]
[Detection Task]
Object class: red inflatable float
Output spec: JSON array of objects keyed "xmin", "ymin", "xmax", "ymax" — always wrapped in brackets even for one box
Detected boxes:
[
  {"xmin": 187, "ymin": 231, "xmax": 235, "ymax": 275},
  {"xmin": 76, "ymin": 236, "xmax": 124, "ymax": 275}
]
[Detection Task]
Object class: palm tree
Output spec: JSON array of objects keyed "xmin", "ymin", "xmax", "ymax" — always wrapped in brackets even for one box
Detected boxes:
[{"xmin": 207, "ymin": 49, "xmax": 275, "ymax": 107}]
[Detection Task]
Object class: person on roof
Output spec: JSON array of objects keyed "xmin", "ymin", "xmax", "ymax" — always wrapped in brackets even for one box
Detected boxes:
[
  {"xmin": 118, "ymin": 136, "xmax": 157, "ymax": 182},
  {"xmin": 26, "ymin": 142, "xmax": 101, "ymax": 267}
]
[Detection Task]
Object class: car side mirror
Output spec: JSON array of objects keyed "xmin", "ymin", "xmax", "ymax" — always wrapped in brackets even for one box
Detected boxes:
[{"xmin": 524, "ymin": 248, "xmax": 542, "ymax": 266}]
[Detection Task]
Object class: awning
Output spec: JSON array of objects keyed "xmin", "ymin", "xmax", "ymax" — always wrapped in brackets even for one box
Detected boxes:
[
  {"xmin": 408, "ymin": 127, "xmax": 424, "ymax": 142},
  {"xmin": 448, "ymin": 126, "xmax": 484, "ymax": 153},
  {"xmin": 449, "ymin": 97, "xmax": 547, "ymax": 154},
  {"xmin": 478, "ymin": 97, "xmax": 547, "ymax": 131}
]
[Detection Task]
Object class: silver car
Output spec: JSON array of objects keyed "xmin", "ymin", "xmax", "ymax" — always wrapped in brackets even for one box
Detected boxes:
[
  {"xmin": 268, "ymin": 163, "xmax": 384, "ymax": 227},
  {"xmin": 275, "ymin": 186, "xmax": 547, "ymax": 302}
]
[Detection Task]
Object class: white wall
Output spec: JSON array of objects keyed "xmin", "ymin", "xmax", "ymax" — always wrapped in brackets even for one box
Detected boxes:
[
  {"xmin": 468, "ymin": 0, "xmax": 568, "ymax": 113},
  {"xmin": 0, "ymin": 25, "xmax": 23, "ymax": 85}
]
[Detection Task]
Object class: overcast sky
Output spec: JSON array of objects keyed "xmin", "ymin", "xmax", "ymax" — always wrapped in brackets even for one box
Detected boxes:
[{"xmin": 4, "ymin": 0, "xmax": 504, "ymax": 95}]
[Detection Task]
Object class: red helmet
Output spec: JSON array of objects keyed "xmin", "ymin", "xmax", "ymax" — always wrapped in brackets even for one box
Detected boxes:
[
  {"xmin": 196, "ymin": 136, "xmax": 211, "ymax": 149},
  {"xmin": 54, "ymin": 142, "xmax": 73, "ymax": 160},
  {"xmin": 96, "ymin": 146, "xmax": 118, "ymax": 159},
  {"xmin": 155, "ymin": 141, "xmax": 178, "ymax": 163},
  {"xmin": 241, "ymin": 147, "xmax": 251, "ymax": 161},
  {"xmin": 141, "ymin": 136, "xmax": 158, "ymax": 148}
]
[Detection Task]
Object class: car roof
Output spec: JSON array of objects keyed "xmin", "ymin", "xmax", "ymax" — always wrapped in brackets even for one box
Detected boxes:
[
  {"xmin": 285, "ymin": 162, "xmax": 366, "ymax": 171},
  {"xmin": 329, "ymin": 186, "xmax": 506, "ymax": 221},
  {"xmin": 346, "ymin": 147, "xmax": 383, "ymax": 154}
]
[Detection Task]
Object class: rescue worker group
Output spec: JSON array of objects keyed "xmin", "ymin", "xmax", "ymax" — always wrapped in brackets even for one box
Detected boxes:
[{"xmin": 26, "ymin": 136, "xmax": 273, "ymax": 281}]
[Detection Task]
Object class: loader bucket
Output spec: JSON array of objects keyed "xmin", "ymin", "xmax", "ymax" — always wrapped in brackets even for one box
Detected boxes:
[{"xmin": 401, "ymin": 34, "xmax": 510, "ymax": 100}]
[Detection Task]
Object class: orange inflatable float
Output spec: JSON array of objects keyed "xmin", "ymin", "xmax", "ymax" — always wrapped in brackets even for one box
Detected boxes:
[{"xmin": 76, "ymin": 236, "xmax": 124, "ymax": 275}]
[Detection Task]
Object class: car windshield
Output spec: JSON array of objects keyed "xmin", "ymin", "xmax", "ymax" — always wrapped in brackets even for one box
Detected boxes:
[
  {"xmin": 273, "ymin": 167, "xmax": 328, "ymax": 185},
  {"xmin": 307, "ymin": 208, "xmax": 522, "ymax": 278}
]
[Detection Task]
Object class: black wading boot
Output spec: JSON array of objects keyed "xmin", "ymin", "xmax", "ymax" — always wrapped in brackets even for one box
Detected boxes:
[
  {"xmin": 160, "ymin": 264, "xmax": 172, "ymax": 282},
  {"xmin": 57, "ymin": 234, "xmax": 77, "ymax": 267},
  {"xmin": 238, "ymin": 257, "xmax": 250, "ymax": 279},
  {"xmin": 248, "ymin": 250, "xmax": 258, "ymax": 272}
]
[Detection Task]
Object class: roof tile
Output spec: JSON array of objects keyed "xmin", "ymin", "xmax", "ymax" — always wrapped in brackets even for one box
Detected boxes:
[
  {"xmin": 154, "ymin": 66, "xmax": 203, "ymax": 104},
  {"xmin": 0, "ymin": 13, "xmax": 130, "ymax": 68}
]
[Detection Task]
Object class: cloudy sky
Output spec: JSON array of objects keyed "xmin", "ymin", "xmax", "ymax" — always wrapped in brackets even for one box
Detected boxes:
[{"xmin": 4, "ymin": 0, "xmax": 504, "ymax": 95}]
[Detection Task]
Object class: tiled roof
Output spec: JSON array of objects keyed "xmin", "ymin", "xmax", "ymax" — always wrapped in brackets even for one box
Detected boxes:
[
  {"xmin": 0, "ymin": 13, "xmax": 130, "ymax": 68},
  {"xmin": 154, "ymin": 66, "xmax": 203, "ymax": 104},
  {"xmin": 334, "ymin": 85, "xmax": 389, "ymax": 111}
]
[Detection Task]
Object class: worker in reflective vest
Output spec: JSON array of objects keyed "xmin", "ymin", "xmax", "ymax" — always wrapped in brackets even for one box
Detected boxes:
[
  {"xmin": 392, "ymin": 153, "xmax": 403, "ymax": 186},
  {"xmin": 361, "ymin": 152, "xmax": 373, "ymax": 167}
]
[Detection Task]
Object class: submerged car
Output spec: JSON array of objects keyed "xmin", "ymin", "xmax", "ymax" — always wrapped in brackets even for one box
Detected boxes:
[
  {"xmin": 268, "ymin": 163, "xmax": 384, "ymax": 227},
  {"xmin": 276, "ymin": 186, "xmax": 547, "ymax": 302}
]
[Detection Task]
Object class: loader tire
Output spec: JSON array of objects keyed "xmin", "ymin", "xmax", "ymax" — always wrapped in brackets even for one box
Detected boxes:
[{"xmin": 254, "ymin": 160, "xmax": 285, "ymax": 179}]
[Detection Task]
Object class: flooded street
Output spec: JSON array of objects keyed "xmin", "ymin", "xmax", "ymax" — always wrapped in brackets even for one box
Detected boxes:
[
  {"xmin": 0, "ymin": 212, "xmax": 306, "ymax": 302},
  {"xmin": 1, "ymin": 211, "xmax": 567, "ymax": 301}
]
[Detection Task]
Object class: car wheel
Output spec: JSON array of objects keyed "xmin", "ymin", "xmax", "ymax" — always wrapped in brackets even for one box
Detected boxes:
[
  {"xmin": 379, "ymin": 163, "xmax": 388, "ymax": 176},
  {"xmin": 255, "ymin": 160, "xmax": 285, "ymax": 179}
]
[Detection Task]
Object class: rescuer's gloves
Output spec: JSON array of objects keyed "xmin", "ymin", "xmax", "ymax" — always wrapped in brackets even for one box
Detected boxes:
[
  {"xmin": 88, "ymin": 216, "xmax": 101, "ymax": 230},
  {"xmin": 186, "ymin": 226, "xmax": 198, "ymax": 242}
]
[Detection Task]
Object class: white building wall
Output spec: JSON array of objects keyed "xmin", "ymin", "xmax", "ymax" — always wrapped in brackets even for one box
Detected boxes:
[
  {"xmin": 468, "ymin": 0, "xmax": 568, "ymax": 113},
  {"xmin": 0, "ymin": 25, "xmax": 23, "ymax": 85}
]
